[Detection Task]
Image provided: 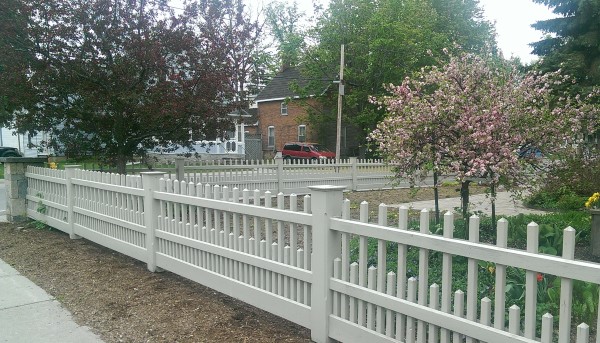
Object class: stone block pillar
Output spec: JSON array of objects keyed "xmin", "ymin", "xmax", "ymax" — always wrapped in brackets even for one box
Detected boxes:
[{"xmin": 0, "ymin": 157, "xmax": 47, "ymax": 222}]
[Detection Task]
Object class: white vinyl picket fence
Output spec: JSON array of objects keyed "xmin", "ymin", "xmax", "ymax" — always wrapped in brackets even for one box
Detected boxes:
[
  {"xmin": 158, "ymin": 157, "xmax": 399, "ymax": 194},
  {"xmin": 26, "ymin": 165, "xmax": 600, "ymax": 343}
]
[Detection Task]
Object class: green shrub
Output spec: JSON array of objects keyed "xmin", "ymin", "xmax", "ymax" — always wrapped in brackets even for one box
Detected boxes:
[
  {"xmin": 527, "ymin": 154, "xmax": 600, "ymax": 211},
  {"xmin": 525, "ymin": 187, "xmax": 587, "ymax": 211}
]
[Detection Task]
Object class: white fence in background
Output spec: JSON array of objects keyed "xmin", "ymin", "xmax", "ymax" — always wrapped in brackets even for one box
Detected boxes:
[
  {"xmin": 26, "ymin": 166, "xmax": 600, "ymax": 343},
  {"xmin": 158, "ymin": 157, "xmax": 397, "ymax": 194}
]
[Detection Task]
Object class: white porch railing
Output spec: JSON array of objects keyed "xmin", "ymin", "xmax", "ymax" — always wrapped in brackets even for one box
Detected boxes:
[{"xmin": 25, "ymin": 166, "xmax": 600, "ymax": 343}]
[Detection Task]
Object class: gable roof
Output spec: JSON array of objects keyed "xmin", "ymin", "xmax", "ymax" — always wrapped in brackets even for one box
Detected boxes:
[
  {"xmin": 255, "ymin": 67, "xmax": 330, "ymax": 103},
  {"xmin": 227, "ymin": 107, "xmax": 258, "ymax": 126}
]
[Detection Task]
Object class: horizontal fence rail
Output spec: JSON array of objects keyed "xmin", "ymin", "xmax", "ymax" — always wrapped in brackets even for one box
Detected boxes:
[{"xmin": 26, "ymin": 165, "xmax": 600, "ymax": 343}]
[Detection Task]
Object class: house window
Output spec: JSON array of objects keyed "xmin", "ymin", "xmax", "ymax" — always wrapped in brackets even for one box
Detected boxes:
[
  {"xmin": 298, "ymin": 125, "xmax": 306, "ymax": 142},
  {"xmin": 268, "ymin": 126, "xmax": 275, "ymax": 147},
  {"xmin": 281, "ymin": 102, "xmax": 288, "ymax": 115}
]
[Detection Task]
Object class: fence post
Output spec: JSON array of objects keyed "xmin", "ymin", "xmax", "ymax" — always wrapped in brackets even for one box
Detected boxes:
[
  {"xmin": 64, "ymin": 165, "xmax": 81, "ymax": 239},
  {"xmin": 275, "ymin": 156, "xmax": 284, "ymax": 194},
  {"xmin": 175, "ymin": 157, "xmax": 185, "ymax": 181},
  {"xmin": 309, "ymin": 185, "xmax": 346, "ymax": 343},
  {"xmin": 141, "ymin": 171, "xmax": 165, "ymax": 272},
  {"xmin": 0, "ymin": 157, "xmax": 47, "ymax": 223},
  {"xmin": 350, "ymin": 157, "xmax": 358, "ymax": 191}
]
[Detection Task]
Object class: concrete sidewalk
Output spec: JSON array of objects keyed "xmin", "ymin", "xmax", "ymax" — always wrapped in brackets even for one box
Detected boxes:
[
  {"xmin": 0, "ymin": 258, "xmax": 103, "ymax": 342},
  {"xmin": 390, "ymin": 191, "xmax": 549, "ymax": 216}
]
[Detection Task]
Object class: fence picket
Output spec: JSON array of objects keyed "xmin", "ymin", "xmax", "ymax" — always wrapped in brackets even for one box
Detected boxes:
[
  {"xmin": 386, "ymin": 272, "xmax": 396, "ymax": 338},
  {"xmin": 508, "ymin": 305, "xmax": 521, "ymax": 335},
  {"xmin": 358, "ymin": 201, "xmax": 369, "ymax": 327},
  {"xmin": 440, "ymin": 211, "xmax": 454, "ymax": 343},
  {"xmin": 376, "ymin": 204, "xmax": 387, "ymax": 334},
  {"xmin": 495, "ymin": 218, "xmax": 508, "ymax": 331},
  {"xmin": 576, "ymin": 323, "xmax": 590, "ymax": 343},
  {"xmin": 367, "ymin": 266, "xmax": 377, "ymax": 331},
  {"xmin": 525, "ymin": 222, "xmax": 539, "ymax": 339},
  {"xmin": 406, "ymin": 277, "xmax": 417, "ymax": 343},
  {"xmin": 349, "ymin": 262, "xmax": 359, "ymax": 324},
  {"xmin": 396, "ymin": 206, "xmax": 409, "ymax": 340},
  {"xmin": 466, "ymin": 215, "xmax": 480, "ymax": 343},
  {"xmin": 417, "ymin": 208, "xmax": 430, "ymax": 343},
  {"xmin": 559, "ymin": 227, "xmax": 576, "ymax": 343},
  {"xmin": 341, "ymin": 199, "xmax": 351, "ymax": 321},
  {"xmin": 541, "ymin": 313, "xmax": 554, "ymax": 343},
  {"xmin": 253, "ymin": 190, "xmax": 261, "ymax": 254},
  {"xmin": 428, "ymin": 284, "xmax": 440, "ymax": 343},
  {"xmin": 480, "ymin": 297, "xmax": 492, "ymax": 327},
  {"xmin": 452, "ymin": 290, "xmax": 465, "ymax": 342},
  {"xmin": 297, "ymin": 249, "xmax": 305, "ymax": 304},
  {"xmin": 277, "ymin": 192, "xmax": 285, "ymax": 259},
  {"xmin": 333, "ymin": 258, "xmax": 342, "ymax": 317}
]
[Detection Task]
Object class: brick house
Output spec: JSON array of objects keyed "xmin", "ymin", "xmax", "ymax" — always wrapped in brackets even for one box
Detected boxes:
[{"xmin": 254, "ymin": 67, "xmax": 328, "ymax": 155}]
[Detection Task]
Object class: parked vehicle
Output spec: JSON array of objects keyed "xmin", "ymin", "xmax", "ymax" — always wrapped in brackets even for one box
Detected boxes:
[
  {"xmin": 281, "ymin": 142, "xmax": 335, "ymax": 161},
  {"xmin": 0, "ymin": 147, "xmax": 22, "ymax": 157}
]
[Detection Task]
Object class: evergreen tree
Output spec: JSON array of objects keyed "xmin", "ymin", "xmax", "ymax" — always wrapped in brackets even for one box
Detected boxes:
[{"xmin": 531, "ymin": 0, "xmax": 600, "ymax": 91}]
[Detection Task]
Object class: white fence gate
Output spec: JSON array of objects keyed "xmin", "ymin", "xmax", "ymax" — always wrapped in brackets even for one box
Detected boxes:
[{"xmin": 26, "ymin": 166, "xmax": 600, "ymax": 343}]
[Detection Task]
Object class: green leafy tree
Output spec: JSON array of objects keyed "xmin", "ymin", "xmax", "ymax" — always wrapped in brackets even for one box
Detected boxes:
[
  {"xmin": 0, "ymin": 0, "xmax": 35, "ymax": 125},
  {"xmin": 299, "ymin": 0, "xmax": 496, "ymax": 154},
  {"xmin": 0, "ymin": 0, "xmax": 257, "ymax": 173},
  {"xmin": 265, "ymin": 0, "xmax": 306, "ymax": 69}
]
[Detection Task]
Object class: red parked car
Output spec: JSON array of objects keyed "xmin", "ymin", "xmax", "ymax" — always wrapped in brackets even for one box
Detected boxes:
[{"xmin": 281, "ymin": 142, "xmax": 335, "ymax": 161}]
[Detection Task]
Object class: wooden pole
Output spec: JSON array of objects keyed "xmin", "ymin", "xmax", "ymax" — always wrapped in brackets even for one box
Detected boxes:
[{"xmin": 335, "ymin": 45, "xmax": 345, "ymax": 161}]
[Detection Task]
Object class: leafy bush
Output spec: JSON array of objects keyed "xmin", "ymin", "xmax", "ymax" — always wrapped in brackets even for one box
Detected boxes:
[
  {"xmin": 525, "ymin": 187, "xmax": 588, "ymax": 211},
  {"xmin": 526, "ymin": 155, "xmax": 600, "ymax": 210},
  {"xmin": 502, "ymin": 211, "xmax": 591, "ymax": 244}
]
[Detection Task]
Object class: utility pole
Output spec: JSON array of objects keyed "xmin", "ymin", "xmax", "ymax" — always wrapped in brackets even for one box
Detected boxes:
[{"xmin": 335, "ymin": 44, "xmax": 345, "ymax": 161}]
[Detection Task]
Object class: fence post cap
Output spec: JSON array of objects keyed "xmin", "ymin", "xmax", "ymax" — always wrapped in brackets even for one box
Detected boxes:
[
  {"xmin": 308, "ymin": 185, "xmax": 346, "ymax": 192},
  {"xmin": 140, "ymin": 171, "xmax": 165, "ymax": 176}
]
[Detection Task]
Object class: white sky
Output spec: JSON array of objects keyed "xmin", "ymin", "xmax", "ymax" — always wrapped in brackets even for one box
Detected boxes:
[{"xmin": 478, "ymin": 0, "xmax": 557, "ymax": 63}]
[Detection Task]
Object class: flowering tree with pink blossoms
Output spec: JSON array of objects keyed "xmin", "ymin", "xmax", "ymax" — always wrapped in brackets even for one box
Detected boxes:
[{"xmin": 370, "ymin": 52, "xmax": 599, "ymax": 223}]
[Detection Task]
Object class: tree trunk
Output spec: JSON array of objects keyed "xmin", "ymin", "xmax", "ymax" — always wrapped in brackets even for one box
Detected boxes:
[
  {"xmin": 433, "ymin": 171, "xmax": 440, "ymax": 225},
  {"xmin": 491, "ymin": 182, "xmax": 496, "ymax": 229},
  {"xmin": 460, "ymin": 180, "xmax": 471, "ymax": 220},
  {"xmin": 116, "ymin": 157, "xmax": 127, "ymax": 175}
]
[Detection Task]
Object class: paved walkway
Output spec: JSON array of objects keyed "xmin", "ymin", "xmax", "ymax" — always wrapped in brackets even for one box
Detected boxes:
[
  {"xmin": 390, "ymin": 191, "xmax": 549, "ymax": 216},
  {"xmin": 0, "ymin": 234, "xmax": 103, "ymax": 342}
]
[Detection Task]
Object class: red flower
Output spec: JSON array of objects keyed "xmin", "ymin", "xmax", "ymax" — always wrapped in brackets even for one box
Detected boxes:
[{"xmin": 537, "ymin": 273, "xmax": 543, "ymax": 282}]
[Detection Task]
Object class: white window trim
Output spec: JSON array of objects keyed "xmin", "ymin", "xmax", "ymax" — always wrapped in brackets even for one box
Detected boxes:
[
  {"xmin": 280, "ymin": 102, "xmax": 288, "ymax": 115},
  {"xmin": 298, "ymin": 125, "xmax": 306, "ymax": 142},
  {"xmin": 267, "ymin": 126, "xmax": 275, "ymax": 147}
]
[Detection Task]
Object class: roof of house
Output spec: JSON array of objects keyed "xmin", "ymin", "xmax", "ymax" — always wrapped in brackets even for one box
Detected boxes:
[
  {"xmin": 228, "ymin": 107, "xmax": 258, "ymax": 126},
  {"xmin": 255, "ymin": 67, "xmax": 330, "ymax": 103}
]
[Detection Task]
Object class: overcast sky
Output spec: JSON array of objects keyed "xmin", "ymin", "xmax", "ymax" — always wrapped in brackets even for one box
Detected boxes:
[{"xmin": 478, "ymin": 0, "xmax": 557, "ymax": 63}]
